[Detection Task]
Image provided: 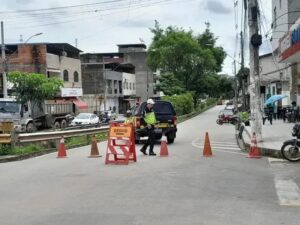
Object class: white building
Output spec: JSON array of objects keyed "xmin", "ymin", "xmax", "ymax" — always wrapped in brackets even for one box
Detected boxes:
[{"xmin": 260, "ymin": 0, "xmax": 300, "ymax": 107}]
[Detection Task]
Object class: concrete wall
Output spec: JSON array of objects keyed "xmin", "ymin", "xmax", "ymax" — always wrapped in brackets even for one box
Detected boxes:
[
  {"xmin": 123, "ymin": 51, "xmax": 153, "ymax": 102},
  {"xmin": 81, "ymin": 64, "xmax": 105, "ymax": 95},
  {"xmin": 123, "ymin": 72, "xmax": 136, "ymax": 96},
  {"xmin": 105, "ymin": 70, "xmax": 122, "ymax": 96},
  {"xmin": 272, "ymin": 0, "xmax": 289, "ymax": 50},
  {"xmin": 59, "ymin": 56, "xmax": 82, "ymax": 88},
  {"xmin": 288, "ymin": 0, "xmax": 300, "ymax": 27},
  {"xmin": 260, "ymin": 54, "xmax": 290, "ymax": 106},
  {"xmin": 46, "ymin": 53, "xmax": 82, "ymax": 89}
]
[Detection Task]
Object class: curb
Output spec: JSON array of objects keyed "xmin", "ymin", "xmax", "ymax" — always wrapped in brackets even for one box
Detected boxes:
[
  {"xmin": 0, "ymin": 148, "xmax": 57, "ymax": 163},
  {"xmin": 236, "ymin": 124, "xmax": 283, "ymax": 158}
]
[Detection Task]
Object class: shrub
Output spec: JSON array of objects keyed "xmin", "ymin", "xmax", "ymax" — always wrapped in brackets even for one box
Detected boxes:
[
  {"xmin": 0, "ymin": 144, "xmax": 12, "ymax": 155},
  {"xmin": 163, "ymin": 93, "xmax": 194, "ymax": 116}
]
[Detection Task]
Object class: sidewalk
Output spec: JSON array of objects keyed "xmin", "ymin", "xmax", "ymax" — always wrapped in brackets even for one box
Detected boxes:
[{"xmin": 241, "ymin": 119, "xmax": 294, "ymax": 158}]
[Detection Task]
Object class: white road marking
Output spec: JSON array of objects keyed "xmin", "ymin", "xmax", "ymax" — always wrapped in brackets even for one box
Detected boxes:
[
  {"xmin": 192, "ymin": 138, "xmax": 247, "ymax": 155},
  {"xmin": 275, "ymin": 178, "xmax": 300, "ymax": 206},
  {"xmin": 268, "ymin": 157, "xmax": 300, "ymax": 206},
  {"xmin": 267, "ymin": 157, "xmax": 287, "ymax": 164},
  {"xmin": 196, "ymin": 145, "xmax": 241, "ymax": 151}
]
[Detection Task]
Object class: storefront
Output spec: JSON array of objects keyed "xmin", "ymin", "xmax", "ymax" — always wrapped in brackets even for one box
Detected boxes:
[{"xmin": 279, "ymin": 17, "xmax": 300, "ymax": 105}]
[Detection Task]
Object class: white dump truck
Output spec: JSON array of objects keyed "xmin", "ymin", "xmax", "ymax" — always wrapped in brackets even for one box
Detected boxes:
[{"xmin": 0, "ymin": 98, "xmax": 75, "ymax": 132}]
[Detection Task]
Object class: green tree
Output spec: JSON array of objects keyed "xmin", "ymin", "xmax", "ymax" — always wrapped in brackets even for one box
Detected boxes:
[
  {"xmin": 147, "ymin": 21, "xmax": 227, "ymax": 99},
  {"xmin": 8, "ymin": 71, "xmax": 63, "ymax": 106},
  {"xmin": 156, "ymin": 73, "xmax": 184, "ymax": 96}
]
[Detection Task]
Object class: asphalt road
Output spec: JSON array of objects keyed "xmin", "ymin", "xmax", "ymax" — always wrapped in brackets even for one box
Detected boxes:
[{"xmin": 1, "ymin": 105, "xmax": 300, "ymax": 225}]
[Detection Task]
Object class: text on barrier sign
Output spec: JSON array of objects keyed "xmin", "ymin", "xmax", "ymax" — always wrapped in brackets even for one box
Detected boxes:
[{"xmin": 109, "ymin": 126, "xmax": 132, "ymax": 138}]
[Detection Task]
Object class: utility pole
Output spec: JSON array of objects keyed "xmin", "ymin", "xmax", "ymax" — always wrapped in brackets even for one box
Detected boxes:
[
  {"xmin": 103, "ymin": 56, "xmax": 106, "ymax": 111},
  {"xmin": 1, "ymin": 21, "xmax": 8, "ymax": 98},
  {"xmin": 233, "ymin": 60, "xmax": 238, "ymax": 111},
  {"xmin": 240, "ymin": 31, "xmax": 246, "ymax": 111},
  {"xmin": 248, "ymin": 0, "xmax": 262, "ymax": 141}
]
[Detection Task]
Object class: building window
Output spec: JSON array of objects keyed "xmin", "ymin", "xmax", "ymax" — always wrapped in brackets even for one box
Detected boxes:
[
  {"xmin": 129, "ymin": 83, "xmax": 132, "ymax": 90},
  {"xmin": 63, "ymin": 70, "xmax": 69, "ymax": 81},
  {"xmin": 74, "ymin": 71, "xmax": 79, "ymax": 82},
  {"xmin": 279, "ymin": 0, "xmax": 281, "ymax": 9},
  {"xmin": 126, "ymin": 83, "xmax": 128, "ymax": 89},
  {"xmin": 114, "ymin": 80, "xmax": 117, "ymax": 94},
  {"xmin": 273, "ymin": 7, "xmax": 277, "ymax": 28},
  {"xmin": 119, "ymin": 81, "xmax": 122, "ymax": 94},
  {"xmin": 133, "ymin": 83, "xmax": 135, "ymax": 90}
]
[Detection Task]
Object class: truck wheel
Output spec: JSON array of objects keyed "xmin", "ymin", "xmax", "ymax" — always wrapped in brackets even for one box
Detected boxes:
[
  {"xmin": 53, "ymin": 121, "xmax": 60, "ymax": 129},
  {"xmin": 60, "ymin": 119, "xmax": 68, "ymax": 128},
  {"xmin": 26, "ymin": 123, "xmax": 36, "ymax": 133}
]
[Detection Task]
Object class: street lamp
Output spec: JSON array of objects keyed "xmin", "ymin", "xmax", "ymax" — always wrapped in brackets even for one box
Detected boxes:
[{"xmin": 24, "ymin": 32, "xmax": 43, "ymax": 43}]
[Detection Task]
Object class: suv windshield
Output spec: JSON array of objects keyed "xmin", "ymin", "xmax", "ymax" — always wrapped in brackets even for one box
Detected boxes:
[
  {"xmin": 0, "ymin": 101, "xmax": 19, "ymax": 113},
  {"xmin": 153, "ymin": 102, "xmax": 174, "ymax": 114}
]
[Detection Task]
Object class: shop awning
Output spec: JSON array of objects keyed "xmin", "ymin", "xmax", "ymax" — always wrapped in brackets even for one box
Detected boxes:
[
  {"xmin": 47, "ymin": 69, "xmax": 61, "ymax": 73},
  {"xmin": 73, "ymin": 99, "xmax": 88, "ymax": 109}
]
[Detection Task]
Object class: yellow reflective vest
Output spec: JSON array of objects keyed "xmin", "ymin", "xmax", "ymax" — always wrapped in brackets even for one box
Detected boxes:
[{"xmin": 143, "ymin": 109, "xmax": 157, "ymax": 125}]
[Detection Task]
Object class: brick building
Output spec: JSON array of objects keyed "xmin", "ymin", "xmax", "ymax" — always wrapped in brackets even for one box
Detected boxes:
[{"xmin": 0, "ymin": 43, "xmax": 87, "ymax": 110}]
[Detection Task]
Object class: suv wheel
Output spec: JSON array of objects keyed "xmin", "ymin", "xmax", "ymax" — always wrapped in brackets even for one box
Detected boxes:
[{"xmin": 167, "ymin": 133, "xmax": 175, "ymax": 144}]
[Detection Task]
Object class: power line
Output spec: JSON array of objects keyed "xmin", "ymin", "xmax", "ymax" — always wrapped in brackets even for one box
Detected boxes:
[
  {"xmin": 2, "ymin": 0, "xmax": 175, "ymax": 26},
  {"xmin": 0, "ymin": 0, "xmax": 128, "ymax": 14},
  {"xmin": 5, "ymin": 0, "xmax": 179, "ymax": 30}
]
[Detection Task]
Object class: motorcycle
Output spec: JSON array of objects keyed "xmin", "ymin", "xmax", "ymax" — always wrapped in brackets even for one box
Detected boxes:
[
  {"xmin": 216, "ymin": 114, "xmax": 240, "ymax": 125},
  {"xmin": 281, "ymin": 124, "xmax": 300, "ymax": 162}
]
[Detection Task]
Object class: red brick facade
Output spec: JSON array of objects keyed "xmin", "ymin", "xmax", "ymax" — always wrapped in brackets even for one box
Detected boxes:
[{"xmin": 0, "ymin": 44, "xmax": 47, "ymax": 74}]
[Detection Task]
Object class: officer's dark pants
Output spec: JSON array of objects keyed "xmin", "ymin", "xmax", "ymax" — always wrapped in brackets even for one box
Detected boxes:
[{"xmin": 141, "ymin": 127, "xmax": 155, "ymax": 153}]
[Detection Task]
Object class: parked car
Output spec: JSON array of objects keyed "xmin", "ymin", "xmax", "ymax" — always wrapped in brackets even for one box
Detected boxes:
[
  {"xmin": 126, "ymin": 100, "xmax": 177, "ymax": 144},
  {"xmin": 70, "ymin": 113, "xmax": 99, "ymax": 126},
  {"xmin": 224, "ymin": 105, "xmax": 235, "ymax": 111}
]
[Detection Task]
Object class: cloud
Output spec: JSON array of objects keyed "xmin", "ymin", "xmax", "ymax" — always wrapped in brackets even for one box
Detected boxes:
[
  {"xmin": 123, "ymin": 19, "xmax": 153, "ymax": 28},
  {"xmin": 16, "ymin": 0, "xmax": 34, "ymax": 4},
  {"xmin": 205, "ymin": 0, "xmax": 231, "ymax": 14}
]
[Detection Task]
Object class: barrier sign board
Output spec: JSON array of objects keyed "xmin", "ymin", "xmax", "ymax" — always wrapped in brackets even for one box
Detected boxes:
[
  {"xmin": 109, "ymin": 126, "xmax": 132, "ymax": 138},
  {"xmin": 105, "ymin": 123, "xmax": 136, "ymax": 165}
]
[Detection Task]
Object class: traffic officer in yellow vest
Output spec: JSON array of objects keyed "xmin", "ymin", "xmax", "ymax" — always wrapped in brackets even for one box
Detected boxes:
[{"xmin": 140, "ymin": 98, "xmax": 157, "ymax": 156}]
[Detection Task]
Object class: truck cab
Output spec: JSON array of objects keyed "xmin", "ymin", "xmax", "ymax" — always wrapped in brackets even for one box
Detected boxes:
[{"xmin": 0, "ymin": 98, "xmax": 29, "ymax": 132}]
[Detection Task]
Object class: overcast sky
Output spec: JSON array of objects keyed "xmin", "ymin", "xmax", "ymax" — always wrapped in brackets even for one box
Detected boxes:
[{"xmin": 0, "ymin": 0, "xmax": 272, "ymax": 75}]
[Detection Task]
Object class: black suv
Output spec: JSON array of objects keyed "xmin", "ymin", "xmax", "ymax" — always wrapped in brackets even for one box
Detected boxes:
[{"xmin": 127, "ymin": 100, "xmax": 177, "ymax": 144}]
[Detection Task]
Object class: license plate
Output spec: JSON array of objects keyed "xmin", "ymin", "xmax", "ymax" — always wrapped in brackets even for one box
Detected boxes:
[
  {"xmin": 158, "ymin": 123, "xmax": 169, "ymax": 128},
  {"xmin": 154, "ymin": 128, "xmax": 162, "ymax": 133}
]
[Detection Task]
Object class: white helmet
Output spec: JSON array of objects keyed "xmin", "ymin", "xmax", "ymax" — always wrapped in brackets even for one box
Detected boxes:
[{"xmin": 147, "ymin": 98, "xmax": 155, "ymax": 104}]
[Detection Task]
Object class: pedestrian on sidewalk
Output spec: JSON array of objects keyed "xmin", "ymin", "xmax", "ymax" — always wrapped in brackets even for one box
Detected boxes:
[
  {"xmin": 140, "ymin": 99, "xmax": 157, "ymax": 156},
  {"xmin": 262, "ymin": 107, "xmax": 268, "ymax": 125},
  {"xmin": 282, "ymin": 107, "xmax": 287, "ymax": 122},
  {"xmin": 268, "ymin": 105, "xmax": 273, "ymax": 125}
]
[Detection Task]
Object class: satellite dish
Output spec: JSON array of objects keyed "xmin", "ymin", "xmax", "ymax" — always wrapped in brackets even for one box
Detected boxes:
[
  {"xmin": 139, "ymin": 38, "xmax": 145, "ymax": 44},
  {"xmin": 61, "ymin": 51, "xmax": 67, "ymax": 57}
]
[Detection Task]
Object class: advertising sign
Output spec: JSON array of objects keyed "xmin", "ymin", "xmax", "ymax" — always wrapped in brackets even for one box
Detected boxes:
[{"xmin": 61, "ymin": 88, "xmax": 83, "ymax": 97}]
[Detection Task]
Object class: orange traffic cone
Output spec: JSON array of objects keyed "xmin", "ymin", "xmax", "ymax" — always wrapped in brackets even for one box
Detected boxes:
[
  {"xmin": 89, "ymin": 134, "xmax": 101, "ymax": 158},
  {"xmin": 203, "ymin": 132, "xmax": 213, "ymax": 157},
  {"xmin": 160, "ymin": 135, "xmax": 169, "ymax": 157},
  {"xmin": 247, "ymin": 132, "xmax": 261, "ymax": 158},
  {"xmin": 57, "ymin": 136, "xmax": 67, "ymax": 158}
]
